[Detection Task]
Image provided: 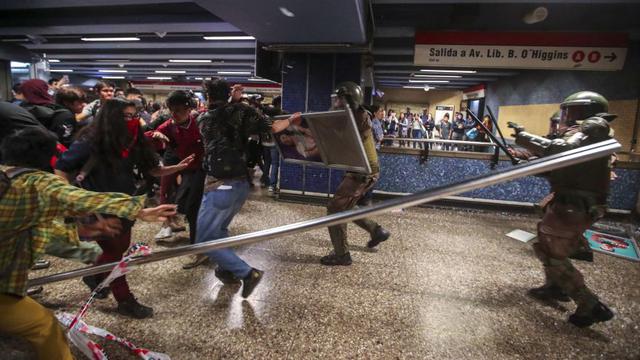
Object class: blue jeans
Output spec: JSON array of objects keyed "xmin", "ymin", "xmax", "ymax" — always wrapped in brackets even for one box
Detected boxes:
[
  {"xmin": 195, "ymin": 179, "xmax": 252, "ymax": 278},
  {"xmin": 269, "ymin": 146, "xmax": 280, "ymax": 187},
  {"xmin": 412, "ymin": 129, "xmax": 423, "ymax": 149}
]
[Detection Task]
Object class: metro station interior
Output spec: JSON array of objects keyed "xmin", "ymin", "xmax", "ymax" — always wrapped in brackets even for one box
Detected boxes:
[{"xmin": 0, "ymin": 1, "xmax": 639, "ymax": 359}]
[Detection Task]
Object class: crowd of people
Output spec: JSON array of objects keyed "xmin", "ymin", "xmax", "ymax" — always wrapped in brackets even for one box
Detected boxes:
[
  {"xmin": 0, "ymin": 75, "xmax": 620, "ymax": 360},
  {"xmin": 368, "ymin": 106, "xmax": 495, "ymax": 151},
  {"xmin": 0, "ymin": 76, "xmax": 394, "ymax": 359}
]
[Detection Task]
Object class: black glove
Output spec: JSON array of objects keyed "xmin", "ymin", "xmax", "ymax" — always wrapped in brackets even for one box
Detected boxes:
[{"xmin": 507, "ymin": 121, "xmax": 525, "ymax": 136}]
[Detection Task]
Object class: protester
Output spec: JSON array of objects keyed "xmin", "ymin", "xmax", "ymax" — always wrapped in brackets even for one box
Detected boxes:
[
  {"xmin": 19, "ymin": 79, "xmax": 77, "ymax": 148},
  {"xmin": 0, "ymin": 127, "xmax": 177, "ymax": 360},
  {"xmin": 147, "ymin": 90, "xmax": 204, "ymax": 248},
  {"xmin": 192, "ymin": 78, "xmax": 298, "ymax": 297},
  {"xmin": 55, "ymin": 98, "xmax": 194, "ymax": 318},
  {"xmin": 76, "ymin": 81, "xmax": 115, "ymax": 125}
]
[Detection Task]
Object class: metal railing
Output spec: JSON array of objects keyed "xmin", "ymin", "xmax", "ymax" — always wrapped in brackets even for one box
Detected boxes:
[
  {"xmin": 382, "ymin": 136, "xmax": 498, "ymax": 148},
  {"xmin": 28, "ymin": 139, "xmax": 621, "ymax": 287}
]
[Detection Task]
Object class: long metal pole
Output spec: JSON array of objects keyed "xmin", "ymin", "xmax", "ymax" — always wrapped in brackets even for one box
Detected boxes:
[{"xmin": 28, "ymin": 139, "xmax": 621, "ymax": 287}]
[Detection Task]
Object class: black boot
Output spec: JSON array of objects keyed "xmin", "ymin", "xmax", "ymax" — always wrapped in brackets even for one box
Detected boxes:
[
  {"xmin": 320, "ymin": 252, "xmax": 352, "ymax": 266},
  {"xmin": 241, "ymin": 268, "xmax": 264, "ymax": 298},
  {"xmin": 367, "ymin": 226, "xmax": 390, "ymax": 249},
  {"xmin": 215, "ymin": 268, "xmax": 241, "ymax": 285},
  {"xmin": 527, "ymin": 285, "xmax": 571, "ymax": 302},
  {"xmin": 117, "ymin": 297, "xmax": 154, "ymax": 319},
  {"xmin": 569, "ymin": 249, "xmax": 594, "ymax": 262},
  {"xmin": 568, "ymin": 301, "xmax": 614, "ymax": 328},
  {"xmin": 82, "ymin": 275, "xmax": 110, "ymax": 299}
]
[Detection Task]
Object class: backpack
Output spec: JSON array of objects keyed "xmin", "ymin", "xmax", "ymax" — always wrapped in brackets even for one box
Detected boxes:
[
  {"xmin": 0, "ymin": 167, "xmax": 34, "ymax": 201},
  {"xmin": 202, "ymin": 105, "xmax": 248, "ymax": 179}
]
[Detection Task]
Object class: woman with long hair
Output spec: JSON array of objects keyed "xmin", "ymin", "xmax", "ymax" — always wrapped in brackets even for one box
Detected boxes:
[{"xmin": 55, "ymin": 98, "xmax": 193, "ymax": 319}]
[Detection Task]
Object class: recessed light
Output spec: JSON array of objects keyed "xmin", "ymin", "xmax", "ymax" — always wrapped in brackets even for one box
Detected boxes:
[
  {"xmin": 279, "ymin": 6, "xmax": 295, "ymax": 17},
  {"xmin": 155, "ymin": 70, "xmax": 186, "ymax": 74},
  {"xmin": 81, "ymin": 37, "xmax": 140, "ymax": 41},
  {"xmin": 217, "ymin": 71, "xmax": 251, "ymax": 75},
  {"xmin": 169, "ymin": 59, "xmax": 212, "ymax": 63},
  {"xmin": 10, "ymin": 61, "xmax": 29, "ymax": 68},
  {"xmin": 194, "ymin": 77, "xmax": 204, "ymax": 80},
  {"xmin": 408, "ymin": 80, "xmax": 450, "ymax": 83},
  {"xmin": 420, "ymin": 69, "xmax": 476, "ymax": 74},
  {"xmin": 147, "ymin": 76, "xmax": 172, "ymax": 80},
  {"xmin": 50, "ymin": 69, "xmax": 73, "ymax": 72},
  {"xmin": 412, "ymin": 74, "xmax": 461, "ymax": 78},
  {"xmin": 203, "ymin": 36, "xmax": 255, "ymax": 41},
  {"xmin": 48, "ymin": 59, "xmax": 60, "ymax": 63},
  {"xmin": 99, "ymin": 69, "xmax": 127, "ymax": 73},
  {"xmin": 101, "ymin": 76, "xmax": 125, "ymax": 79}
]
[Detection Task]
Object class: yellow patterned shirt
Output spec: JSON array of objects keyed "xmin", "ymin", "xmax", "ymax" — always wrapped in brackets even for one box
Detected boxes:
[{"xmin": 0, "ymin": 166, "xmax": 145, "ymax": 296}]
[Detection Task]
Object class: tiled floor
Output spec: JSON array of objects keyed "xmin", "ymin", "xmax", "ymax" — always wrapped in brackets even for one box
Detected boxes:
[{"xmin": 3, "ymin": 193, "xmax": 640, "ymax": 359}]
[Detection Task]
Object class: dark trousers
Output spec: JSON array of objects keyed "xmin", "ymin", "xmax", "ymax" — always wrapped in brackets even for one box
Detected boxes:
[
  {"xmin": 176, "ymin": 169, "xmax": 206, "ymax": 244},
  {"xmin": 261, "ymin": 146, "xmax": 273, "ymax": 186},
  {"xmin": 95, "ymin": 224, "xmax": 133, "ymax": 302},
  {"xmin": 327, "ymin": 173, "xmax": 381, "ymax": 255}
]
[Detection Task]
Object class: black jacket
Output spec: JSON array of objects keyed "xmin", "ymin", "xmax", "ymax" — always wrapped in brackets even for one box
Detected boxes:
[{"xmin": 198, "ymin": 102, "xmax": 272, "ymax": 179}]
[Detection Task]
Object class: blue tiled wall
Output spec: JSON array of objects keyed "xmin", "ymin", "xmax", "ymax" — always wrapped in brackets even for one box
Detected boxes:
[
  {"xmin": 280, "ymin": 152, "xmax": 640, "ymax": 211},
  {"xmin": 281, "ymin": 53, "xmax": 361, "ymax": 113}
]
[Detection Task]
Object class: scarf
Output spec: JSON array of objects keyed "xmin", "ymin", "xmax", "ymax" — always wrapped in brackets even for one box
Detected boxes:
[{"xmin": 122, "ymin": 119, "xmax": 140, "ymax": 158}]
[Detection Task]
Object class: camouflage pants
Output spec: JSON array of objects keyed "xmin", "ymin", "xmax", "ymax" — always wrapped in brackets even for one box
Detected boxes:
[
  {"xmin": 327, "ymin": 173, "xmax": 380, "ymax": 256},
  {"xmin": 533, "ymin": 201, "xmax": 599, "ymax": 315}
]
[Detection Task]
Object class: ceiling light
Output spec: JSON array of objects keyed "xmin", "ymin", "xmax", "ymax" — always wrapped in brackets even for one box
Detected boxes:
[
  {"xmin": 50, "ymin": 69, "xmax": 73, "ymax": 73},
  {"xmin": 147, "ymin": 76, "xmax": 172, "ymax": 80},
  {"xmin": 420, "ymin": 69, "xmax": 476, "ymax": 74},
  {"xmin": 279, "ymin": 6, "xmax": 295, "ymax": 17},
  {"xmin": 10, "ymin": 61, "xmax": 29, "ymax": 68},
  {"xmin": 523, "ymin": 6, "xmax": 548, "ymax": 24},
  {"xmin": 217, "ymin": 71, "xmax": 251, "ymax": 75},
  {"xmin": 247, "ymin": 77, "xmax": 269, "ymax": 82},
  {"xmin": 81, "ymin": 37, "xmax": 140, "ymax": 41},
  {"xmin": 48, "ymin": 59, "xmax": 60, "ymax": 63},
  {"xmin": 101, "ymin": 76, "xmax": 125, "ymax": 79},
  {"xmin": 96, "ymin": 59, "xmax": 130, "ymax": 62},
  {"xmin": 169, "ymin": 59, "xmax": 212, "ymax": 63},
  {"xmin": 194, "ymin": 77, "xmax": 204, "ymax": 80},
  {"xmin": 408, "ymin": 80, "xmax": 450, "ymax": 83},
  {"xmin": 203, "ymin": 36, "xmax": 255, "ymax": 41},
  {"xmin": 99, "ymin": 69, "xmax": 127, "ymax": 73},
  {"xmin": 155, "ymin": 70, "xmax": 186, "ymax": 74},
  {"xmin": 412, "ymin": 74, "xmax": 461, "ymax": 78}
]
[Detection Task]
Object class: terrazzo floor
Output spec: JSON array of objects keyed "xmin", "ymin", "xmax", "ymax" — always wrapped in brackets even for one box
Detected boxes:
[{"xmin": 3, "ymin": 191, "xmax": 640, "ymax": 359}]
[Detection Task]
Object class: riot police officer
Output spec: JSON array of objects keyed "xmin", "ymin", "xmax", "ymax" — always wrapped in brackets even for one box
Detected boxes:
[
  {"xmin": 509, "ymin": 91, "xmax": 617, "ymax": 327},
  {"xmin": 321, "ymin": 82, "xmax": 391, "ymax": 266}
]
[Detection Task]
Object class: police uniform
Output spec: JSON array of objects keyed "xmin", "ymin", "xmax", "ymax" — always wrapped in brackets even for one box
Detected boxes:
[
  {"xmin": 321, "ymin": 82, "xmax": 390, "ymax": 266},
  {"xmin": 511, "ymin": 91, "xmax": 616, "ymax": 327}
]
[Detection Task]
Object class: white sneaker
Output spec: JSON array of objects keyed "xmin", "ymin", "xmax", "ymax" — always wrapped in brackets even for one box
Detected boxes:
[
  {"xmin": 154, "ymin": 226, "xmax": 173, "ymax": 240},
  {"xmin": 267, "ymin": 186, "xmax": 274, "ymax": 193}
]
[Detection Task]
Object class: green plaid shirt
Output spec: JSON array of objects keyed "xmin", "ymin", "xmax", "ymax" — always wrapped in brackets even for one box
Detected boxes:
[{"xmin": 0, "ymin": 166, "xmax": 145, "ymax": 296}]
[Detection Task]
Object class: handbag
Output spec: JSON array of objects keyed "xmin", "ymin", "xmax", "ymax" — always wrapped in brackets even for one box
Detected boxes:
[{"xmin": 465, "ymin": 127, "xmax": 478, "ymax": 140}]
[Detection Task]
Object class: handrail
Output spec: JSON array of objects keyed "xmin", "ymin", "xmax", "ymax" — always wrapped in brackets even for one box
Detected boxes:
[{"xmin": 28, "ymin": 139, "xmax": 621, "ymax": 286}]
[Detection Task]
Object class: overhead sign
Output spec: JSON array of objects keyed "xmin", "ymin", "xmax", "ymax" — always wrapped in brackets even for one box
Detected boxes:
[
  {"xmin": 462, "ymin": 84, "xmax": 485, "ymax": 100},
  {"xmin": 414, "ymin": 31, "xmax": 628, "ymax": 71}
]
